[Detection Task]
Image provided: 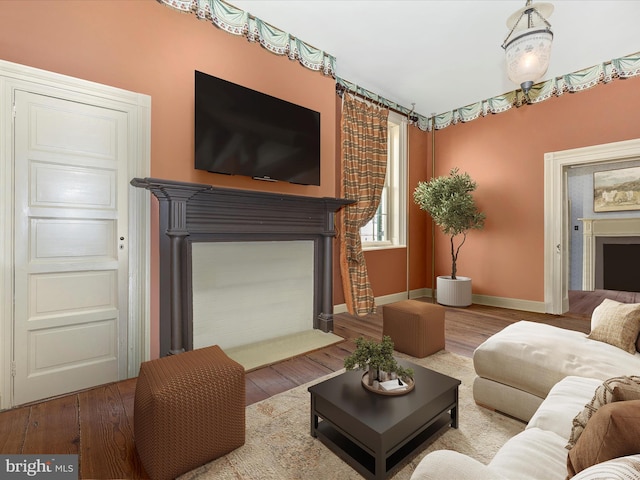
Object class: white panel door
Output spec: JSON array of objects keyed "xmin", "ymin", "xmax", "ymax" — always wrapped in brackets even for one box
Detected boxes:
[{"xmin": 12, "ymin": 90, "xmax": 128, "ymax": 405}]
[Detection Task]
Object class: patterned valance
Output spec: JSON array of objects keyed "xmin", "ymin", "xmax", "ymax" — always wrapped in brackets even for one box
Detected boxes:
[
  {"xmin": 432, "ymin": 52, "xmax": 640, "ymax": 130},
  {"xmin": 159, "ymin": 0, "xmax": 639, "ymax": 133},
  {"xmin": 158, "ymin": 0, "xmax": 335, "ymax": 76}
]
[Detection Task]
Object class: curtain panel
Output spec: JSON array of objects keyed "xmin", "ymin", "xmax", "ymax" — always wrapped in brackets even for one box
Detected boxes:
[{"xmin": 339, "ymin": 95, "xmax": 389, "ymax": 316}]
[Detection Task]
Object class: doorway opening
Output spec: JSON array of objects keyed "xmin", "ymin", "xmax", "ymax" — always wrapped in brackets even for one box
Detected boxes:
[{"xmin": 544, "ymin": 138, "xmax": 640, "ymax": 314}]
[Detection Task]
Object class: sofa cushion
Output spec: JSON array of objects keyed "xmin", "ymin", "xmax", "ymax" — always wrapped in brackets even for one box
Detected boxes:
[
  {"xmin": 588, "ymin": 299, "xmax": 640, "ymax": 354},
  {"xmin": 490, "ymin": 428, "xmax": 569, "ymax": 480},
  {"xmin": 566, "ymin": 375, "xmax": 640, "ymax": 449},
  {"xmin": 409, "ymin": 450, "xmax": 508, "ymax": 480},
  {"xmin": 527, "ymin": 376, "xmax": 602, "ymax": 440},
  {"xmin": 567, "ymin": 400, "xmax": 640, "ymax": 478},
  {"xmin": 473, "ymin": 321, "xmax": 640, "ymax": 400},
  {"xmin": 570, "ymin": 454, "xmax": 640, "ymax": 480}
]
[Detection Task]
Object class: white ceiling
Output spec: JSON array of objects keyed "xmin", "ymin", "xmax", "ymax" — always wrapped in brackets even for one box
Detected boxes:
[{"xmin": 229, "ymin": 0, "xmax": 640, "ymax": 117}]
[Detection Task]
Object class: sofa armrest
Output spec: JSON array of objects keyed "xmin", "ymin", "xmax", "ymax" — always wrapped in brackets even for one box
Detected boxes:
[{"xmin": 410, "ymin": 450, "xmax": 506, "ymax": 480}]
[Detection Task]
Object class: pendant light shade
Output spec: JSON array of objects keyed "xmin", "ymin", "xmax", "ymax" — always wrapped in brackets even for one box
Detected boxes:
[{"xmin": 503, "ymin": 1, "xmax": 554, "ymax": 94}]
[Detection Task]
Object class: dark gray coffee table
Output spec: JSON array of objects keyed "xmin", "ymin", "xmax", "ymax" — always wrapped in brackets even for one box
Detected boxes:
[{"xmin": 308, "ymin": 360, "xmax": 460, "ymax": 480}]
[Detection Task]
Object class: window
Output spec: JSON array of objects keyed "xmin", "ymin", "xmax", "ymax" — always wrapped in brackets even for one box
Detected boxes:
[{"xmin": 361, "ymin": 111, "xmax": 407, "ymax": 249}]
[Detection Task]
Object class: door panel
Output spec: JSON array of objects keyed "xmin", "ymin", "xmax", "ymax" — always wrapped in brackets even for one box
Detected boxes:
[
  {"xmin": 31, "ymin": 162, "xmax": 116, "ymax": 208},
  {"xmin": 13, "ymin": 90, "xmax": 128, "ymax": 405}
]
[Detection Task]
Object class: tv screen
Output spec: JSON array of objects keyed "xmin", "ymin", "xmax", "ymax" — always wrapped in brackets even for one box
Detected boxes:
[{"xmin": 195, "ymin": 70, "xmax": 321, "ymax": 186}]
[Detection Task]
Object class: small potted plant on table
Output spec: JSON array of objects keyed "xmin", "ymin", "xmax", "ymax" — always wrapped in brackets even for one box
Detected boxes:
[{"xmin": 344, "ymin": 336, "xmax": 414, "ymax": 392}]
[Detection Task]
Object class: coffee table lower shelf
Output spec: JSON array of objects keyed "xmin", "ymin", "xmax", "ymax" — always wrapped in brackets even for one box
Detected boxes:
[{"xmin": 314, "ymin": 412, "xmax": 452, "ymax": 480}]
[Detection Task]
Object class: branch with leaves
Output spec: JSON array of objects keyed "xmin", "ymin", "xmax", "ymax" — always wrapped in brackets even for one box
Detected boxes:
[
  {"xmin": 413, "ymin": 168, "xmax": 485, "ymax": 279},
  {"xmin": 344, "ymin": 336, "xmax": 414, "ymax": 384}
]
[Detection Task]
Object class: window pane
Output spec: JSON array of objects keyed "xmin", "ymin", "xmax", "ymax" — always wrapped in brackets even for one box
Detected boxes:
[
  {"xmin": 361, "ymin": 186, "xmax": 388, "ymax": 242},
  {"xmin": 361, "ymin": 112, "xmax": 406, "ymax": 248}
]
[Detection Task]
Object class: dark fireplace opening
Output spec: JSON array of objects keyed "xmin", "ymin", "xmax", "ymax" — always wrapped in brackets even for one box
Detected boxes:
[{"xmin": 603, "ymin": 244, "xmax": 640, "ymax": 292}]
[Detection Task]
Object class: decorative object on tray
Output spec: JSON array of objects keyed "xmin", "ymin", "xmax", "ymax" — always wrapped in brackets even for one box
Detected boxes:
[
  {"xmin": 344, "ymin": 336, "xmax": 414, "ymax": 394},
  {"xmin": 361, "ymin": 373, "xmax": 415, "ymax": 396}
]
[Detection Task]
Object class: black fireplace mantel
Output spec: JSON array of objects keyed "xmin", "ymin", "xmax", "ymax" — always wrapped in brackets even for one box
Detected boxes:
[{"xmin": 131, "ymin": 177, "xmax": 353, "ymax": 357}]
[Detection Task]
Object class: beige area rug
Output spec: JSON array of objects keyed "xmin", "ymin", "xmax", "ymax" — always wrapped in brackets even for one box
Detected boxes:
[
  {"xmin": 179, "ymin": 350, "xmax": 525, "ymax": 480},
  {"xmin": 224, "ymin": 330, "xmax": 344, "ymax": 371}
]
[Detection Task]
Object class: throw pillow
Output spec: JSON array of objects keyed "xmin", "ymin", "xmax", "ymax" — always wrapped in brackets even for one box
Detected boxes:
[
  {"xmin": 566, "ymin": 375, "xmax": 640, "ymax": 450},
  {"xmin": 587, "ymin": 298, "xmax": 640, "ymax": 354},
  {"xmin": 570, "ymin": 454, "xmax": 640, "ymax": 480},
  {"xmin": 567, "ymin": 400, "xmax": 640, "ymax": 478}
]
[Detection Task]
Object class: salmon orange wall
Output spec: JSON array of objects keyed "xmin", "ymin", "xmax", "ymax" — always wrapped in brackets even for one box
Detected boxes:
[
  {"xmin": 0, "ymin": 0, "xmax": 337, "ymax": 359},
  {"xmin": 407, "ymin": 126, "xmax": 432, "ymax": 292},
  {"xmin": 433, "ymin": 77, "xmax": 640, "ymax": 302}
]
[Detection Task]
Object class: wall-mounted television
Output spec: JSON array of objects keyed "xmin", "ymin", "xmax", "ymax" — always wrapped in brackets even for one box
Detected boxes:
[{"xmin": 195, "ymin": 70, "xmax": 321, "ymax": 186}]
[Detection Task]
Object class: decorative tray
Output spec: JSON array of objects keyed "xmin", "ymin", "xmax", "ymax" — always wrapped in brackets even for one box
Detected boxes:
[{"xmin": 361, "ymin": 373, "xmax": 415, "ymax": 396}]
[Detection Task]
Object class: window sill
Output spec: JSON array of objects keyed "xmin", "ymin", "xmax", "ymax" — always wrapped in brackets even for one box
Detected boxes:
[{"xmin": 362, "ymin": 243, "xmax": 407, "ymax": 252}]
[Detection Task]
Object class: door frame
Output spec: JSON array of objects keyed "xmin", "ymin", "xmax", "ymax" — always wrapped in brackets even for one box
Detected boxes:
[
  {"xmin": 543, "ymin": 138, "xmax": 640, "ymax": 314},
  {"xmin": 0, "ymin": 59, "xmax": 151, "ymax": 409}
]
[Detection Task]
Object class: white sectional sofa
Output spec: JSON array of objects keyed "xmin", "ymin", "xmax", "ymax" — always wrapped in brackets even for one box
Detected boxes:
[
  {"xmin": 473, "ymin": 320, "xmax": 640, "ymax": 422},
  {"xmin": 410, "ymin": 375, "xmax": 640, "ymax": 480},
  {"xmin": 411, "ymin": 299, "xmax": 640, "ymax": 479}
]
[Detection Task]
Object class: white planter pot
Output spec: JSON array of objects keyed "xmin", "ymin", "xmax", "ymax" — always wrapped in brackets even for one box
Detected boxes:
[{"xmin": 436, "ymin": 276, "xmax": 472, "ymax": 307}]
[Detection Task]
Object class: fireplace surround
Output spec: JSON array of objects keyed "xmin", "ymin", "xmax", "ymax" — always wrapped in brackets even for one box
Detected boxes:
[
  {"xmin": 132, "ymin": 178, "xmax": 352, "ymax": 357},
  {"xmin": 579, "ymin": 217, "xmax": 640, "ymax": 292}
]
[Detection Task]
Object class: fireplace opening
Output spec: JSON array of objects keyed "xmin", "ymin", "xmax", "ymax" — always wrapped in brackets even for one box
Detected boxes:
[
  {"xmin": 191, "ymin": 240, "xmax": 314, "ymax": 350},
  {"xmin": 595, "ymin": 235, "xmax": 640, "ymax": 293},
  {"xmin": 603, "ymin": 244, "xmax": 640, "ymax": 292}
]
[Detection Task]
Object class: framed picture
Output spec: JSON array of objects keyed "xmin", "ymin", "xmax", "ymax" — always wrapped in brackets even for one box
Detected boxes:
[{"xmin": 593, "ymin": 166, "xmax": 640, "ymax": 212}]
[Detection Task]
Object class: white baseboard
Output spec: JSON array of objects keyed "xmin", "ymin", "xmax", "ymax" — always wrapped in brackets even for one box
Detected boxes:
[
  {"xmin": 471, "ymin": 294, "xmax": 546, "ymax": 313},
  {"xmin": 334, "ymin": 290, "xmax": 545, "ymax": 314},
  {"xmin": 333, "ymin": 288, "xmax": 433, "ymax": 314}
]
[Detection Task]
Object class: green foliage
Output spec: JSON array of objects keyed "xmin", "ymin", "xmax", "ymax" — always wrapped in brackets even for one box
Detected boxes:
[
  {"xmin": 344, "ymin": 336, "xmax": 414, "ymax": 381},
  {"xmin": 413, "ymin": 168, "xmax": 485, "ymax": 279}
]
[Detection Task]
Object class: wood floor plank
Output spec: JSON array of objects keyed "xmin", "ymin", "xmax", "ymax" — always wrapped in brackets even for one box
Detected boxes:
[
  {"xmin": 22, "ymin": 395, "xmax": 79, "ymax": 455},
  {"xmin": 269, "ymin": 356, "xmax": 332, "ymax": 385},
  {"xmin": 245, "ymin": 366, "xmax": 298, "ymax": 397},
  {"xmin": 115, "ymin": 378, "xmax": 138, "ymax": 423},
  {"xmin": 0, "ymin": 405, "xmax": 29, "ymax": 453},
  {"xmin": 78, "ymin": 383, "xmax": 145, "ymax": 480},
  {"xmin": 245, "ymin": 377, "xmax": 270, "ymax": 406},
  {"xmin": 305, "ymin": 344, "xmax": 352, "ymax": 371}
]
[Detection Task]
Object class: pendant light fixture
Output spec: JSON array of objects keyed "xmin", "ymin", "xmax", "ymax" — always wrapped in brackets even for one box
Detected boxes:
[{"xmin": 502, "ymin": 0, "xmax": 554, "ymax": 95}]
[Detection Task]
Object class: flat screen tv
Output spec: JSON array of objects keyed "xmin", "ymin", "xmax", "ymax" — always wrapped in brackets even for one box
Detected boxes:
[{"xmin": 195, "ymin": 70, "xmax": 321, "ymax": 186}]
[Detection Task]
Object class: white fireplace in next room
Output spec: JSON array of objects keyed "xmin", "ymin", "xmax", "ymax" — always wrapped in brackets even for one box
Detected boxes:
[
  {"xmin": 191, "ymin": 240, "xmax": 315, "ymax": 350},
  {"xmin": 579, "ymin": 217, "xmax": 640, "ymax": 291}
]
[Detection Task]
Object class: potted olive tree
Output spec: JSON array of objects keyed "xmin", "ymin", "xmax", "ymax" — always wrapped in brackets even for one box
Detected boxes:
[{"xmin": 413, "ymin": 168, "xmax": 485, "ymax": 307}]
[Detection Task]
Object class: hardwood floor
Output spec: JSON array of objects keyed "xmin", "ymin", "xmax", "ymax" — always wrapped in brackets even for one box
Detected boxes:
[{"xmin": 0, "ymin": 290, "xmax": 633, "ymax": 479}]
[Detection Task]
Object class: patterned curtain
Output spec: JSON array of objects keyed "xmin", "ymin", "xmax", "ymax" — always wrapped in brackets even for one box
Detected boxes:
[{"xmin": 339, "ymin": 95, "xmax": 389, "ymax": 316}]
